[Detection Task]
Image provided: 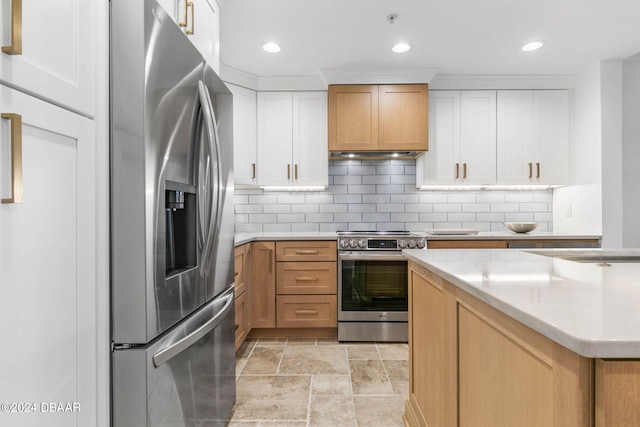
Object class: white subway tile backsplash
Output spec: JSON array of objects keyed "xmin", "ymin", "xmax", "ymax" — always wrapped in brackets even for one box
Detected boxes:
[{"xmin": 234, "ymin": 160, "xmax": 554, "ymax": 232}]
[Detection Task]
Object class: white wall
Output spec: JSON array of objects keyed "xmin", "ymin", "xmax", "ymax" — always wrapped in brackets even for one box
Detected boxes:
[
  {"xmin": 553, "ymin": 63, "xmax": 603, "ymax": 237},
  {"xmin": 622, "ymin": 54, "xmax": 640, "ymax": 247}
]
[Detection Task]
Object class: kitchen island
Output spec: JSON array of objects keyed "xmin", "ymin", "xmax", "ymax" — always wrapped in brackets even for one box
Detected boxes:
[{"xmin": 403, "ymin": 248, "xmax": 640, "ymax": 427}]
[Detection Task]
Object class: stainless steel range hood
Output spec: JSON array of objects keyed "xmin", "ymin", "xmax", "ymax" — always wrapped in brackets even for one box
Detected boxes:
[{"xmin": 329, "ymin": 151, "xmax": 425, "ymax": 160}]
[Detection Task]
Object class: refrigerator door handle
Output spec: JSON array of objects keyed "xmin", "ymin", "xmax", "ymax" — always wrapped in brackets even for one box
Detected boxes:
[
  {"xmin": 152, "ymin": 288, "xmax": 234, "ymax": 367},
  {"xmin": 196, "ymin": 81, "xmax": 221, "ymax": 277}
]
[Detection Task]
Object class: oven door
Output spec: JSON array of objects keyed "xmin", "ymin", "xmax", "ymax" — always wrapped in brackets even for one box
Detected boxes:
[{"xmin": 338, "ymin": 251, "xmax": 408, "ymax": 322}]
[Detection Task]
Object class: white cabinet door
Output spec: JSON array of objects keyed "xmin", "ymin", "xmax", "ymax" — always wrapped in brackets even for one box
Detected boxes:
[
  {"xmin": 533, "ymin": 90, "xmax": 570, "ymax": 185},
  {"xmin": 0, "ymin": 85, "xmax": 96, "ymax": 426},
  {"xmin": 228, "ymin": 84, "xmax": 257, "ymax": 186},
  {"xmin": 417, "ymin": 91, "xmax": 461, "ymax": 185},
  {"xmin": 459, "ymin": 91, "xmax": 497, "ymax": 185},
  {"xmin": 0, "ymin": 0, "xmax": 95, "ymax": 116},
  {"xmin": 497, "ymin": 90, "xmax": 570, "ymax": 185},
  {"xmin": 496, "ymin": 91, "xmax": 534, "ymax": 184},
  {"xmin": 174, "ymin": 0, "xmax": 220, "ymax": 73},
  {"xmin": 257, "ymin": 92, "xmax": 293, "ymax": 186},
  {"xmin": 293, "ymin": 92, "xmax": 328, "ymax": 187}
]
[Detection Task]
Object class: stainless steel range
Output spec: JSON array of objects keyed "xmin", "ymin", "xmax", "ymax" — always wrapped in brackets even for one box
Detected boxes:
[{"xmin": 337, "ymin": 231, "xmax": 426, "ymax": 342}]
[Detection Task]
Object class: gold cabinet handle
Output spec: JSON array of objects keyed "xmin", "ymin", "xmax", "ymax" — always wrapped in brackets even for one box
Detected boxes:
[
  {"xmin": 2, "ymin": 0, "xmax": 22, "ymax": 55},
  {"xmin": 251, "ymin": 163, "xmax": 256, "ymax": 179},
  {"xmin": 186, "ymin": 2, "xmax": 194, "ymax": 35},
  {"xmin": 455, "ymin": 163, "xmax": 460, "ymax": 179},
  {"xmin": 463, "ymin": 163, "xmax": 467, "ymax": 179},
  {"xmin": 179, "ymin": 0, "xmax": 188, "ymax": 26},
  {"xmin": 536, "ymin": 162, "xmax": 540, "ymax": 178},
  {"xmin": 295, "ymin": 249, "xmax": 319, "ymax": 255},
  {"xmin": 295, "ymin": 309, "xmax": 318, "ymax": 315},
  {"xmin": 295, "ymin": 276, "xmax": 318, "ymax": 282},
  {"xmin": 287, "ymin": 164, "xmax": 291, "ymax": 180},
  {"xmin": 1, "ymin": 113, "xmax": 23, "ymax": 204},
  {"xmin": 294, "ymin": 164, "xmax": 298, "ymax": 180},
  {"xmin": 528, "ymin": 162, "xmax": 533, "ymax": 179}
]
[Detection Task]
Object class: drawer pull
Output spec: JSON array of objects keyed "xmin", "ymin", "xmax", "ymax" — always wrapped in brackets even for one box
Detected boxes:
[
  {"xmin": 295, "ymin": 249, "xmax": 319, "ymax": 255},
  {"xmin": 295, "ymin": 309, "xmax": 318, "ymax": 315},
  {"xmin": 235, "ymin": 324, "xmax": 240, "ymax": 331},
  {"xmin": 295, "ymin": 276, "xmax": 318, "ymax": 282},
  {"xmin": 1, "ymin": 113, "xmax": 23, "ymax": 204}
]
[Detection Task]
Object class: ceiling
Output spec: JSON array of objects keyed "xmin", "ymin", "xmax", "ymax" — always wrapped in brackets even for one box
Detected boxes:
[{"xmin": 219, "ymin": 0, "xmax": 640, "ymax": 83}]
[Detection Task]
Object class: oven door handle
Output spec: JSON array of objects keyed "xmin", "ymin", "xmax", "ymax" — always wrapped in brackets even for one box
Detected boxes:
[{"xmin": 338, "ymin": 252, "xmax": 407, "ymax": 262}]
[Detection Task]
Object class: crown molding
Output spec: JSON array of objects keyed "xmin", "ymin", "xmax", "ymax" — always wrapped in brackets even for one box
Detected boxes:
[
  {"xmin": 320, "ymin": 68, "xmax": 438, "ymax": 85},
  {"xmin": 429, "ymin": 74, "xmax": 578, "ymax": 90},
  {"xmin": 219, "ymin": 64, "xmax": 260, "ymax": 90}
]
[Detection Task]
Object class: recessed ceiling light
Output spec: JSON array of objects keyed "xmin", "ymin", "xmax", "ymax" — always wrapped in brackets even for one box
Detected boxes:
[
  {"xmin": 262, "ymin": 42, "xmax": 281, "ymax": 53},
  {"xmin": 521, "ymin": 41, "xmax": 544, "ymax": 52},
  {"xmin": 392, "ymin": 43, "xmax": 411, "ymax": 53}
]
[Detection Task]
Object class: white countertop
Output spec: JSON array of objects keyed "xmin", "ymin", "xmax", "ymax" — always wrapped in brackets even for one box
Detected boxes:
[
  {"xmin": 235, "ymin": 231, "xmax": 601, "ymax": 246},
  {"xmin": 403, "ymin": 248, "xmax": 640, "ymax": 358}
]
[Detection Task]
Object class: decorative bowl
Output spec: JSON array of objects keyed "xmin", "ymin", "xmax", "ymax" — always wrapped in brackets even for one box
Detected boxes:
[{"xmin": 504, "ymin": 222, "xmax": 538, "ymax": 233}]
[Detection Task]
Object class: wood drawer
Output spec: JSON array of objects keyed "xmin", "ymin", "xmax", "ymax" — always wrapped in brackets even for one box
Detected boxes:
[
  {"xmin": 275, "ymin": 241, "xmax": 337, "ymax": 262},
  {"xmin": 276, "ymin": 262, "xmax": 337, "ymax": 295},
  {"xmin": 276, "ymin": 295, "xmax": 337, "ymax": 328}
]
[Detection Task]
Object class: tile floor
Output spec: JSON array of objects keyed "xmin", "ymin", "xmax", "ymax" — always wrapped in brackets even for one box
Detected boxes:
[{"xmin": 229, "ymin": 338, "xmax": 409, "ymax": 427}]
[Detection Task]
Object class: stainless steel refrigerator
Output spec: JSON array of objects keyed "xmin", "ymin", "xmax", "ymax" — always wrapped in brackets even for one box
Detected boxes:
[{"xmin": 110, "ymin": 0, "xmax": 235, "ymax": 425}]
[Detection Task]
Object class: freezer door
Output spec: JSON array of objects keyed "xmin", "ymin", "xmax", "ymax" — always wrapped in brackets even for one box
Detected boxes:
[{"xmin": 113, "ymin": 286, "xmax": 236, "ymax": 426}]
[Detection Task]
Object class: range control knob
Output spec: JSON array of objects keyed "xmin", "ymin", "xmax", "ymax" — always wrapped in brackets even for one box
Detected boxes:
[
  {"xmin": 398, "ymin": 240, "xmax": 407, "ymax": 249},
  {"xmin": 349, "ymin": 239, "xmax": 358, "ymax": 248},
  {"xmin": 408, "ymin": 240, "xmax": 417, "ymax": 249},
  {"xmin": 417, "ymin": 240, "xmax": 426, "ymax": 249},
  {"xmin": 358, "ymin": 239, "xmax": 367, "ymax": 248},
  {"xmin": 339, "ymin": 239, "xmax": 349, "ymax": 249}
]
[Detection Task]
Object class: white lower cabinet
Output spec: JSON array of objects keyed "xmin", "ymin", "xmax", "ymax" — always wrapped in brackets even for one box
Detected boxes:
[
  {"xmin": 257, "ymin": 91, "xmax": 328, "ymax": 188},
  {"xmin": 497, "ymin": 90, "xmax": 570, "ymax": 185},
  {"xmin": 0, "ymin": 85, "xmax": 97, "ymax": 426},
  {"xmin": 417, "ymin": 91, "xmax": 496, "ymax": 186}
]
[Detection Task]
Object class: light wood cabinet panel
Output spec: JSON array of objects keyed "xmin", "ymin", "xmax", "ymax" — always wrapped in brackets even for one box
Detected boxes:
[
  {"xmin": 405, "ymin": 262, "xmax": 593, "ymax": 427},
  {"xmin": 275, "ymin": 241, "xmax": 337, "ymax": 262},
  {"xmin": 234, "ymin": 244, "xmax": 247, "ymax": 296},
  {"xmin": 276, "ymin": 295, "xmax": 337, "ymax": 328},
  {"xmin": 250, "ymin": 241, "xmax": 276, "ymax": 328},
  {"xmin": 329, "ymin": 84, "xmax": 428, "ymax": 154},
  {"xmin": 596, "ymin": 359, "xmax": 640, "ymax": 426},
  {"xmin": 276, "ymin": 262, "xmax": 337, "ymax": 295},
  {"xmin": 328, "ymin": 85, "xmax": 379, "ymax": 152},
  {"xmin": 427, "ymin": 240, "xmax": 508, "ymax": 249},
  {"xmin": 234, "ymin": 291, "xmax": 247, "ymax": 350},
  {"xmin": 379, "ymin": 84, "xmax": 428, "ymax": 151}
]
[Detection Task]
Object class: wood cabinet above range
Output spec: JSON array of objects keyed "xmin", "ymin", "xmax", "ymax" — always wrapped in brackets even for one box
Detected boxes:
[{"xmin": 328, "ymin": 84, "xmax": 428, "ymax": 158}]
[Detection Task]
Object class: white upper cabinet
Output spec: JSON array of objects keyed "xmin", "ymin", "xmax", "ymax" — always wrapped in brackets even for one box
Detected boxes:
[
  {"xmin": 0, "ymin": 0, "xmax": 95, "ymax": 116},
  {"xmin": 257, "ymin": 91, "xmax": 328, "ymax": 188},
  {"xmin": 417, "ymin": 91, "xmax": 496, "ymax": 186},
  {"xmin": 158, "ymin": 0, "xmax": 220, "ymax": 73},
  {"xmin": 228, "ymin": 84, "xmax": 257, "ymax": 186},
  {"xmin": 497, "ymin": 90, "xmax": 570, "ymax": 185}
]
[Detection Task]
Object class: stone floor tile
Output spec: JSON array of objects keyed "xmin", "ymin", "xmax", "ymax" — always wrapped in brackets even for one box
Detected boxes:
[
  {"xmin": 353, "ymin": 395, "xmax": 406, "ymax": 427},
  {"xmin": 346, "ymin": 344, "xmax": 380, "ymax": 360},
  {"xmin": 279, "ymin": 345, "xmax": 349, "ymax": 375},
  {"xmin": 241, "ymin": 347, "xmax": 284, "ymax": 375},
  {"xmin": 383, "ymin": 359, "xmax": 409, "ymax": 396},
  {"xmin": 376, "ymin": 343, "xmax": 409, "ymax": 360},
  {"xmin": 309, "ymin": 395, "xmax": 357, "ymax": 426},
  {"xmin": 311, "ymin": 374, "xmax": 352, "ymax": 396},
  {"xmin": 236, "ymin": 375, "xmax": 310, "ymax": 401},
  {"xmin": 349, "ymin": 359, "xmax": 394, "ymax": 395},
  {"xmin": 286, "ymin": 338, "xmax": 318, "ymax": 346},
  {"xmin": 254, "ymin": 337, "xmax": 288, "ymax": 347}
]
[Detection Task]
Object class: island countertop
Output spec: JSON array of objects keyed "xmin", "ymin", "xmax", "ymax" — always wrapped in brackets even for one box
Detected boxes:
[{"xmin": 403, "ymin": 248, "xmax": 640, "ymax": 358}]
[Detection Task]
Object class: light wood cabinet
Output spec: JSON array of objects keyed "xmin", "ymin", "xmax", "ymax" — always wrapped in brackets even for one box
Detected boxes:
[
  {"xmin": 417, "ymin": 91, "xmax": 496, "ymax": 186},
  {"xmin": 275, "ymin": 241, "xmax": 337, "ymax": 329},
  {"xmin": 257, "ymin": 92, "xmax": 328, "ymax": 187},
  {"xmin": 328, "ymin": 84, "xmax": 428, "ymax": 154},
  {"xmin": 497, "ymin": 90, "xmax": 570, "ymax": 185},
  {"xmin": 234, "ymin": 243, "xmax": 251, "ymax": 349},
  {"xmin": 405, "ymin": 262, "xmax": 593, "ymax": 427},
  {"xmin": 250, "ymin": 241, "xmax": 276, "ymax": 328}
]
